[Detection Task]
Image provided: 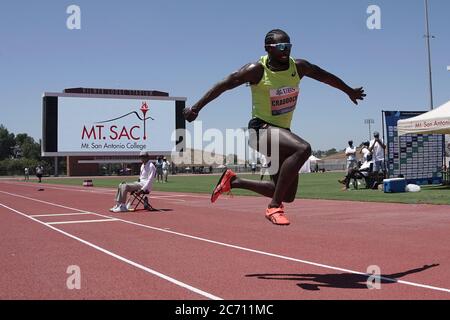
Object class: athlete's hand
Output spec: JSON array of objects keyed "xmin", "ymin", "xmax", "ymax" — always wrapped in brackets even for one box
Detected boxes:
[
  {"xmin": 183, "ymin": 107, "xmax": 199, "ymax": 122},
  {"xmin": 348, "ymin": 87, "xmax": 366, "ymax": 105}
]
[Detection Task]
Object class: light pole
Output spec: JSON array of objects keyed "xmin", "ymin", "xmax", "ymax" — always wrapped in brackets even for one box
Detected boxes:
[
  {"xmin": 364, "ymin": 119, "xmax": 374, "ymax": 140},
  {"xmin": 424, "ymin": 0, "xmax": 434, "ymax": 110},
  {"xmin": 240, "ymin": 127, "xmax": 248, "ymax": 169}
]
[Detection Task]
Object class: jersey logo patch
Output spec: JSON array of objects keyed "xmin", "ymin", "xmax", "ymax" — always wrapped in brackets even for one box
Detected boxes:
[{"xmin": 270, "ymin": 87, "xmax": 299, "ymax": 116}]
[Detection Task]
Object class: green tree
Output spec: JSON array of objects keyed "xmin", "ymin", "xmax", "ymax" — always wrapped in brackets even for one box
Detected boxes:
[
  {"xmin": 313, "ymin": 150, "xmax": 324, "ymax": 158},
  {"xmin": 0, "ymin": 125, "xmax": 15, "ymax": 160},
  {"xmin": 15, "ymin": 133, "xmax": 33, "ymax": 146},
  {"xmin": 325, "ymin": 148, "xmax": 338, "ymax": 157},
  {"xmin": 22, "ymin": 141, "xmax": 41, "ymax": 159},
  {"xmin": 15, "ymin": 133, "xmax": 41, "ymax": 160}
]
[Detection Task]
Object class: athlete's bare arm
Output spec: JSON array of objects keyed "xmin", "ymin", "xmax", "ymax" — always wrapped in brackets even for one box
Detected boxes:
[
  {"xmin": 296, "ymin": 59, "xmax": 366, "ymax": 105},
  {"xmin": 183, "ymin": 63, "xmax": 264, "ymax": 122}
]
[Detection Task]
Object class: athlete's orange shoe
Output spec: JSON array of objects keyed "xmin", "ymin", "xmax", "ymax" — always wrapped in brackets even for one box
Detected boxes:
[
  {"xmin": 211, "ymin": 169, "xmax": 236, "ymax": 203},
  {"xmin": 265, "ymin": 206, "xmax": 290, "ymax": 226}
]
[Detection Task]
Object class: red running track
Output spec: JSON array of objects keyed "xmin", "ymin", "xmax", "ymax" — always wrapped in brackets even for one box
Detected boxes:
[{"xmin": 1, "ymin": 180, "xmax": 450, "ymax": 300}]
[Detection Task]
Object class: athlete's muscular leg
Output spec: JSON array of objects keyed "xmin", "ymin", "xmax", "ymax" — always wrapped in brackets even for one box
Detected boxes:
[
  {"xmin": 230, "ymin": 166, "xmax": 299, "ymax": 202},
  {"xmin": 230, "ymin": 127, "xmax": 276, "ymax": 198},
  {"xmin": 272, "ymin": 171, "xmax": 299, "ymax": 203},
  {"xmin": 230, "ymin": 126, "xmax": 309, "ymax": 205},
  {"xmin": 230, "ymin": 177, "xmax": 276, "ymax": 198},
  {"xmin": 268, "ymin": 128, "xmax": 311, "ymax": 207}
]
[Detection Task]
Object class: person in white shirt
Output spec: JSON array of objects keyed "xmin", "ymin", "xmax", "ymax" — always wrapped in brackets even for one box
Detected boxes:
[
  {"xmin": 338, "ymin": 140, "xmax": 356, "ymax": 187},
  {"xmin": 345, "ymin": 140, "xmax": 357, "ymax": 170},
  {"xmin": 35, "ymin": 165, "xmax": 44, "ymax": 183},
  {"xmin": 340, "ymin": 141, "xmax": 372, "ymax": 190},
  {"xmin": 251, "ymin": 162, "xmax": 257, "ymax": 174},
  {"xmin": 369, "ymin": 131, "xmax": 386, "ymax": 173},
  {"xmin": 359, "ymin": 141, "xmax": 372, "ymax": 172},
  {"xmin": 162, "ymin": 157, "xmax": 170, "ymax": 183},
  {"xmin": 24, "ymin": 167, "xmax": 29, "ymax": 181},
  {"xmin": 259, "ymin": 154, "xmax": 270, "ymax": 181},
  {"xmin": 110, "ymin": 151, "xmax": 156, "ymax": 213}
]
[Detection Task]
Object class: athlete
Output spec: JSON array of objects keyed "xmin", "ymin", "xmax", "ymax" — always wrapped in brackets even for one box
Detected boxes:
[{"xmin": 183, "ymin": 29, "xmax": 365, "ymax": 225}]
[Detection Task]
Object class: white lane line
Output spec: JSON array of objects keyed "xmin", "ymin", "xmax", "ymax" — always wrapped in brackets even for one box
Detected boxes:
[
  {"xmin": 47, "ymin": 219, "xmax": 119, "ymax": 225},
  {"xmin": 1, "ymin": 182, "xmax": 188, "ymax": 202},
  {"xmin": 166, "ymin": 194, "xmax": 211, "ymax": 199},
  {"xmin": 1, "ymin": 181, "xmax": 206, "ymax": 199},
  {"xmin": 1, "ymin": 190, "xmax": 450, "ymax": 295},
  {"xmin": 30, "ymin": 212, "xmax": 92, "ymax": 218},
  {"xmin": 0, "ymin": 182, "xmax": 116, "ymax": 195},
  {"xmin": 149, "ymin": 196, "xmax": 186, "ymax": 202},
  {"xmin": 150, "ymin": 194, "xmax": 208, "ymax": 199},
  {"xmin": 0, "ymin": 201, "xmax": 222, "ymax": 300}
]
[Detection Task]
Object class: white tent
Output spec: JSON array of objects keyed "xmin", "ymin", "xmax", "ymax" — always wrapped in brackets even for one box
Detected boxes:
[
  {"xmin": 397, "ymin": 100, "xmax": 450, "ymax": 136},
  {"xmin": 299, "ymin": 155, "xmax": 322, "ymax": 173}
]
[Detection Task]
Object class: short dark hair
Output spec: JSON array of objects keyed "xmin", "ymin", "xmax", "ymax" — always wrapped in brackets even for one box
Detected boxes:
[{"xmin": 265, "ymin": 29, "xmax": 290, "ymax": 45}]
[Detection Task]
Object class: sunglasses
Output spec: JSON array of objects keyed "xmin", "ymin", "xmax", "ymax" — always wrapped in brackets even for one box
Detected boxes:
[{"xmin": 266, "ymin": 43, "xmax": 292, "ymax": 51}]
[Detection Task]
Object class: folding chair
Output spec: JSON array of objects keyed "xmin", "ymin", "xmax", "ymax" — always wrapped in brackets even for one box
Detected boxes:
[
  {"xmin": 351, "ymin": 163, "xmax": 373, "ymax": 190},
  {"xmin": 127, "ymin": 190, "xmax": 154, "ymax": 212},
  {"xmin": 352, "ymin": 170, "xmax": 372, "ymax": 189},
  {"xmin": 352, "ymin": 163, "xmax": 386, "ymax": 190}
]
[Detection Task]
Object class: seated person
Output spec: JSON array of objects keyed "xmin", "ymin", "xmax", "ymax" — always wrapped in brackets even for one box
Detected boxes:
[
  {"xmin": 110, "ymin": 151, "xmax": 156, "ymax": 212},
  {"xmin": 340, "ymin": 141, "xmax": 372, "ymax": 191}
]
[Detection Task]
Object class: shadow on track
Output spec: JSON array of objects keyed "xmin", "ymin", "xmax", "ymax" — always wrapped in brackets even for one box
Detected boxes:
[{"xmin": 246, "ymin": 264, "xmax": 440, "ymax": 291}]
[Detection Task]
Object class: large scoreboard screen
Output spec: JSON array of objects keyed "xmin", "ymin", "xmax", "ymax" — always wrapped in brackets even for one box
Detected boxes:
[{"xmin": 42, "ymin": 92, "xmax": 186, "ymax": 156}]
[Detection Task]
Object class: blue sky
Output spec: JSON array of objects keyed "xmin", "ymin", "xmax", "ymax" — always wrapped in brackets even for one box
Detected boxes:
[{"xmin": 1, "ymin": 0, "xmax": 449, "ymax": 151}]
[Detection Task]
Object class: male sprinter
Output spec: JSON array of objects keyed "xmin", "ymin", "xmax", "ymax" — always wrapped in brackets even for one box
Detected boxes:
[{"xmin": 183, "ymin": 29, "xmax": 365, "ymax": 225}]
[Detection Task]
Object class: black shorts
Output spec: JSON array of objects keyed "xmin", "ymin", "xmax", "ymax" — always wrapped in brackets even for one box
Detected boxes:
[{"xmin": 247, "ymin": 118, "xmax": 290, "ymax": 152}]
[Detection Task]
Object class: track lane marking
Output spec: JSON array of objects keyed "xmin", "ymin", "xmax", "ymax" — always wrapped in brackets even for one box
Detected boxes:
[
  {"xmin": 1, "ymin": 181, "xmax": 207, "ymax": 199},
  {"xmin": 30, "ymin": 212, "xmax": 91, "ymax": 218},
  {"xmin": 1, "ymin": 189, "xmax": 450, "ymax": 295},
  {"xmin": 0, "ymin": 201, "xmax": 222, "ymax": 300},
  {"xmin": 47, "ymin": 219, "xmax": 119, "ymax": 225}
]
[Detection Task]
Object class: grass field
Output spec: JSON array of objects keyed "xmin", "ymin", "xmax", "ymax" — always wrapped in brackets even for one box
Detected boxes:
[{"xmin": 39, "ymin": 172, "xmax": 450, "ymax": 205}]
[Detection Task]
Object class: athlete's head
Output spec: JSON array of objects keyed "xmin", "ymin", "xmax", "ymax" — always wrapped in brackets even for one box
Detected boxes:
[{"xmin": 264, "ymin": 29, "xmax": 292, "ymax": 63}]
